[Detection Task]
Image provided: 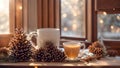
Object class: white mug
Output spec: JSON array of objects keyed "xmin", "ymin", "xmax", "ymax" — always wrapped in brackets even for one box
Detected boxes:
[{"xmin": 28, "ymin": 28, "xmax": 60, "ymax": 49}]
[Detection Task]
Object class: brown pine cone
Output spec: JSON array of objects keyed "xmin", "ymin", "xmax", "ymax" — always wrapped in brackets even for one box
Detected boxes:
[
  {"xmin": 107, "ymin": 50, "xmax": 119, "ymax": 57},
  {"xmin": 0, "ymin": 47, "xmax": 10, "ymax": 56},
  {"xmin": 94, "ymin": 48, "xmax": 103, "ymax": 54},
  {"xmin": 92, "ymin": 41, "xmax": 103, "ymax": 48},
  {"xmin": 34, "ymin": 41, "xmax": 66, "ymax": 62},
  {"xmin": 34, "ymin": 48, "xmax": 46, "ymax": 62},
  {"xmin": 88, "ymin": 41, "xmax": 106, "ymax": 60},
  {"xmin": 42, "ymin": 53, "xmax": 52, "ymax": 62}
]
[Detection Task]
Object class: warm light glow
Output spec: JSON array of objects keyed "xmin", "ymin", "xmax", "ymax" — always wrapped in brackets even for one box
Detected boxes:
[
  {"xmin": 62, "ymin": 13, "xmax": 67, "ymax": 18},
  {"xmin": 0, "ymin": 25, "xmax": 4, "ymax": 29},
  {"xmin": 64, "ymin": 27, "xmax": 68, "ymax": 31},
  {"xmin": 72, "ymin": 23, "xmax": 77, "ymax": 31},
  {"xmin": 19, "ymin": 6, "xmax": 22, "ymax": 10},
  {"xmin": 111, "ymin": 25, "xmax": 114, "ymax": 29},
  {"xmin": 103, "ymin": 12, "xmax": 107, "ymax": 15},
  {"xmin": 117, "ymin": 16, "xmax": 120, "ymax": 20},
  {"xmin": 73, "ymin": 12, "xmax": 77, "ymax": 16},
  {"xmin": 74, "ymin": 0, "xmax": 79, "ymax": 2},
  {"xmin": 100, "ymin": 19, "xmax": 104, "ymax": 24},
  {"xmin": 34, "ymin": 66, "xmax": 38, "ymax": 68},
  {"xmin": 29, "ymin": 63, "xmax": 38, "ymax": 66},
  {"xmin": 6, "ymin": 22, "xmax": 9, "ymax": 26},
  {"xmin": 29, "ymin": 63, "xmax": 35, "ymax": 65},
  {"xmin": 0, "ymin": 5, "xmax": 4, "ymax": 10}
]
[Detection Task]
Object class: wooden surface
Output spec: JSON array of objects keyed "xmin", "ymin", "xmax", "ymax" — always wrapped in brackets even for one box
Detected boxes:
[
  {"xmin": 95, "ymin": 0, "xmax": 120, "ymax": 11},
  {"xmin": 0, "ymin": 57, "xmax": 120, "ymax": 68},
  {"xmin": 9, "ymin": 0, "xmax": 16, "ymax": 33}
]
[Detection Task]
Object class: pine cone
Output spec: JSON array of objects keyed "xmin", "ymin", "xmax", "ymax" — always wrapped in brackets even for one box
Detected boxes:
[
  {"xmin": 107, "ymin": 50, "xmax": 119, "ymax": 57},
  {"xmin": 9, "ymin": 28, "xmax": 33, "ymax": 62},
  {"xmin": 34, "ymin": 41, "xmax": 66, "ymax": 62},
  {"xmin": 34, "ymin": 48, "xmax": 46, "ymax": 62},
  {"xmin": 88, "ymin": 41, "xmax": 105, "ymax": 60},
  {"xmin": 0, "ymin": 47, "xmax": 10, "ymax": 56},
  {"xmin": 43, "ymin": 53, "xmax": 52, "ymax": 62},
  {"xmin": 92, "ymin": 41, "xmax": 103, "ymax": 48},
  {"xmin": 52, "ymin": 50, "xmax": 66, "ymax": 62}
]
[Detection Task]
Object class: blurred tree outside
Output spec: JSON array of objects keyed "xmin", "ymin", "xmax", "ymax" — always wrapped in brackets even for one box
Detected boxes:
[
  {"xmin": 61, "ymin": 0, "xmax": 86, "ymax": 38},
  {"xmin": 98, "ymin": 12, "xmax": 120, "ymax": 40},
  {"xmin": 0, "ymin": 0, "xmax": 9, "ymax": 34}
]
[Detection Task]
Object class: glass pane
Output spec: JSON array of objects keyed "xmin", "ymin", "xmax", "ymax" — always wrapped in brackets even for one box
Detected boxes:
[
  {"xmin": 0, "ymin": 0, "xmax": 9, "ymax": 34},
  {"xmin": 61, "ymin": 0, "xmax": 86, "ymax": 38},
  {"xmin": 98, "ymin": 12, "xmax": 120, "ymax": 40}
]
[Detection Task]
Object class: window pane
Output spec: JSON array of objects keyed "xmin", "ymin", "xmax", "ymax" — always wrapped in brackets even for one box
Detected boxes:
[
  {"xmin": 98, "ymin": 12, "xmax": 120, "ymax": 40},
  {"xmin": 0, "ymin": 0, "xmax": 9, "ymax": 34},
  {"xmin": 61, "ymin": 0, "xmax": 86, "ymax": 38}
]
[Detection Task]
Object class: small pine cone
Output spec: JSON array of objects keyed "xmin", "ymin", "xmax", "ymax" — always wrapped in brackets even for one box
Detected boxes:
[
  {"xmin": 89, "ymin": 45, "xmax": 95, "ymax": 53},
  {"xmin": 53, "ymin": 50, "xmax": 66, "ymax": 62},
  {"xmin": 34, "ymin": 48, "xmax": 46, "ymax": 62},
  {"xmin": 43, "ymin": 53, "xmax": 52, "ymax": 62},
  {"xmin": 0, "ymin": 47, "xmax": 10, "ymax": 56},
  {"xmin": 94, "ymin": 48, "xmax": 103, "ymax": 54},
  {"xmin": 107, "ymin": 50, "xmax": 119, "ymax": 57},
  {"xmin": 93, "ymin": 41, "xmax": 102, "ymax": 48}
]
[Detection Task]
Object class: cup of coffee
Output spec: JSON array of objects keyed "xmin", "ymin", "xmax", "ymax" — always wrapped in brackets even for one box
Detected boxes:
[{"xmin": 63, "ymin": 41, "xmax": 85, "ymax": 61}]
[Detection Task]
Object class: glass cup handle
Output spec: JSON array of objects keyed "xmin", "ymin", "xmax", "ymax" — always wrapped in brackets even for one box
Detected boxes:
[
  {"xmin": 79, "ymin": 43, "xmax": 86, "ymax": 57},
  {"xmin": 81, "ymin": 43, "xmax": 86, "ymax": 50}
]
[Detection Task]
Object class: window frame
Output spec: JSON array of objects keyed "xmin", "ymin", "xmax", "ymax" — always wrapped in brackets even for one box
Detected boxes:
[
  {"xmin": 0, "ymin": 0, "xmax": 15, "ymax": 47},
  {"xmin": 94, "ymin": 0, "xmax": 120, "ymax": 50},
  {"xmin": 0, "ymin": 0, "xmax": 25, "ymax": 47}
]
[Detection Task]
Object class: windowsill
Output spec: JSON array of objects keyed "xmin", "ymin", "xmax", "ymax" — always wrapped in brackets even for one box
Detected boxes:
[
  {"xmin": 103, "ymin": 39, "xmax": 120, "ymax": 50},
  {"xmin": 0, "ymin": 56, "xmax": 120, "ymax": 68},
  {"xmin": 103, "ymin": 39, "xmax": 120, "ymax": 41}
]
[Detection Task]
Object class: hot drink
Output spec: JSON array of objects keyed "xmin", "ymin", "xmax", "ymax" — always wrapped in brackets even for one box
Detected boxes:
[{"xmin": 63, "ymin": 41, "xmax": 85, "ymax": 60}]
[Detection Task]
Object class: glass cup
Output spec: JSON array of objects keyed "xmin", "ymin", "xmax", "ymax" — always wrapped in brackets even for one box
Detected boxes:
[{"xmin": 63, "ymin": 41, "xmax": 85, "ymax": 61}]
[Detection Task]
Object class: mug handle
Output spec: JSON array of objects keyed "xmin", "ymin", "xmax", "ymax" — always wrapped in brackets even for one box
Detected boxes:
[
  {"xmin": 79, "ymin": 43, "xmax": 86, "ymax": 57},
  {"xmin": 27, "ymin": 31, "xmax": 39, "ymax": 49}
]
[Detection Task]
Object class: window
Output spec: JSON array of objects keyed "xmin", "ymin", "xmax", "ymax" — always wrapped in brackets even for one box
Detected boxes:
[
  {"xmin": 61, "ymin": 0, "xmax": 86, "ymax": 39},
  {"xmin": 0, "ymin": 0, "xmax": 23, "ymax": 46},
  {"xmin": 0, "ymin": 0, "xmax": 9, "ymax": 34},
  {"xmin": 95, "ymin": 0, "xmax": 120, "ymax": 49},
  {"xmin": 98, "ymin": 12, "xmax": 120, "ymax": 40}
]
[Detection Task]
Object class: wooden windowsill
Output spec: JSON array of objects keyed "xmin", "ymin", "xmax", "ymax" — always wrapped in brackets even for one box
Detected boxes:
[{"xmin": 0, "ymin": 57, "xmax": 120, "ymax": 68}]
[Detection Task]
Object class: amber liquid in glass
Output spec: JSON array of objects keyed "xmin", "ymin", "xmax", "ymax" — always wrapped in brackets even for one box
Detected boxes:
[{"xmin": 64, "ymin": 44, "xmax": 80, "ymax": 60}]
